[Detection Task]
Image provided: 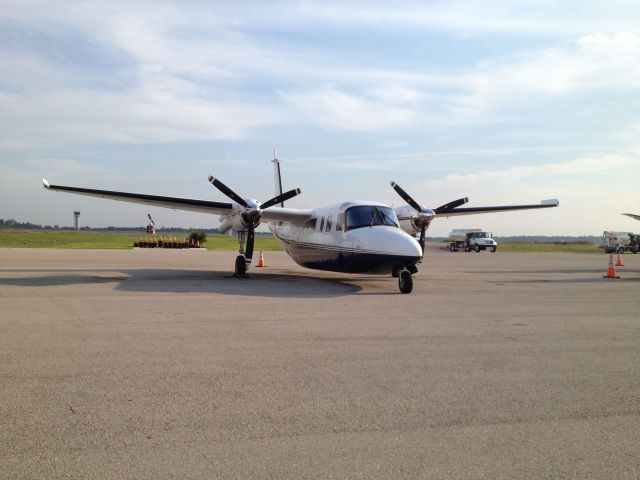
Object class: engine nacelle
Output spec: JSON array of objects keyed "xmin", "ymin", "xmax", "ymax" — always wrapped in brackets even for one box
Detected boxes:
[
  {"xmin": 394, "ymin": 205, "xmax": 433, "ymax": 236},
  {"xmin": 218, "ymin": 210, "xmax": 262, "ymax": 235}
]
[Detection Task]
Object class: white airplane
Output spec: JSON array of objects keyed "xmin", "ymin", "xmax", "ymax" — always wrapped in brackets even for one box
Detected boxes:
[{"xmin": 42, "ymin": 160, "xmax": 558, "ymax": 293}]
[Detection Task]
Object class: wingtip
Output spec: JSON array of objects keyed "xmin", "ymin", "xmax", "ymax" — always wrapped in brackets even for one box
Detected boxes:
[
  {"xmin": 42, "ymin": 178, "xmax": 50, "ymax": 189},
  {"xmin": 541, "ymin": 198, "xmax": 559, "ymax": 206}
]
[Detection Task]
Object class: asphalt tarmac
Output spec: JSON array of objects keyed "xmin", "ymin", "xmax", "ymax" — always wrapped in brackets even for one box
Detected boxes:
[{"xmin": 1, "ymin": 246, "xmax": 639, "ymax": 479}]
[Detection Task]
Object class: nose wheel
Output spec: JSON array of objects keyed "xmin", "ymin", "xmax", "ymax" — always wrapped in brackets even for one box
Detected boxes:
[{"xmin": 398, "ymin": 269, "xmax": 414, "ymax": 294}]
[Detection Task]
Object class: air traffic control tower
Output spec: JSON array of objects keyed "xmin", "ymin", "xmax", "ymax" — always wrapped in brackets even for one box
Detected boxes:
[{"xmin": 73, "ymin": 211, "xmax": 80, "ymax": 231}]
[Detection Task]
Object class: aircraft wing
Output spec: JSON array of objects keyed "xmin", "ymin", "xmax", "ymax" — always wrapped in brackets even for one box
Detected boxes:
[
  {"xmin": 623, "ymin": 213, "xmax": 640, "ymax": 221},
  {"xmin": 43, "ymin": 179, "xmax": 233, "ymax": 215},
  {"xmin": 261, "ymin": 207, "xmax": 313, "ymax": 225},
  {"xmin": 434, "ymin": 199, "xmax": 559, "ymax": 218}
]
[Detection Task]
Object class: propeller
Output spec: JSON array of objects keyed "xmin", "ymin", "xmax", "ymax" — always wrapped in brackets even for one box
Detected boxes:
[
  {"xmin": 390, "ymin": 181, "xmax": 469, "ymax": 256},
  {"xmin": 147, "ymin": 213, "xmax": 155, "ymax": 226},
  {"xmin": 208, "ymin": 176, "xmax": 301, "ymax": 262}
]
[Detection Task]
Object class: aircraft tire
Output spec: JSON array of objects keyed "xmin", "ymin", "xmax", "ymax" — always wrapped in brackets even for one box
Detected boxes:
[
  {"xmin": 398, "ymin": 270, "xmax": 413, "ymax": 294},
  {"xmin": 235, "ymin": 255, "xmax": 247, "ymax": 276}
]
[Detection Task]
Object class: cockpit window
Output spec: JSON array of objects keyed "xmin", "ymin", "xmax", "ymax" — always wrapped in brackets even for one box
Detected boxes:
[{"xmin": 345, "ymin": 206, "xmax": 399, "ymax": 231}]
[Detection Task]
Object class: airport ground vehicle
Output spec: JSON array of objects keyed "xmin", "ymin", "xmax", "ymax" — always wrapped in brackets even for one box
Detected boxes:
[
  {"xmin": 602, "ymin": 231, "xmax": 639, "ymax": 254},
  {"xmin": 448, "ymin": 229, "xmax": 497, "ymax": 252}
]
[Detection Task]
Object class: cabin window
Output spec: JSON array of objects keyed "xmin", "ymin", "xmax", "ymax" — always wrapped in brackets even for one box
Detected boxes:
[
  {"xmin": 325, "ymin": 216, "xmax": 332, "ymax": 232},
  {"xmin": 345, "ymin": 206, "xmax": 399, "ymax": 231},
  {"xmin": 319, "ymin": 217, "xmax": 325, "ymax": 232},
  {"xmin": 336, "ymin": 213, "xmax": 345, "ymax": 232},
  {"xmin": 304, "ymin": 218, "xmax": 317, "ymax": 232}
]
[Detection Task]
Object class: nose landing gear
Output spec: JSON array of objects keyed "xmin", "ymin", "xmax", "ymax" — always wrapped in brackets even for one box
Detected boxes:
[
  {"xmin": 398, "ymin": 269, "xmax": 414, "ymax": 294},
  {"xmin": 392, "ymin": 264, "xmax": 417, "ymax": 294}
]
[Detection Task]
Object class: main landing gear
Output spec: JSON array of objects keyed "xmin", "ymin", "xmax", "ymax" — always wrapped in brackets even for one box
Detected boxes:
[
  {"xmin": 206, "ymin": 175, "xmax": 302, "ymax": 279},
  {"xmin": 234, "ymin": 231, "xmax": 253, "ymax": 277},
  {"xmin": 235, "ymin": 254, "xmax": 247, "ymax": 276}
]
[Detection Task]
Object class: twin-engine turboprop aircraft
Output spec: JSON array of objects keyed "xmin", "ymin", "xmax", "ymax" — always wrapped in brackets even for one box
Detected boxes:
[{"xmin": 43, "ymin": 160, "xmax": 558, "ymax": 293}]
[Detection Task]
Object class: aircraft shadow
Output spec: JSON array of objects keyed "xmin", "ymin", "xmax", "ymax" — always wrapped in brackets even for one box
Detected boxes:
[{"xmin": 0, "ymin": 269, "xmax": 362, "ymax": 298}]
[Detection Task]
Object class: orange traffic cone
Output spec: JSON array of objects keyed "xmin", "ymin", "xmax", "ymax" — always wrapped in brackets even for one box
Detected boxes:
[
  {"xmin": 603, "ymin": 254, "xmax": 620, "ymax": 279},
  {"xmin": 257, "ymin": 251, "xmax": 266, "ymax": 267},
  {"xmin": 615, "ymin": 253, "xmax": 624, "ymax": 267}
]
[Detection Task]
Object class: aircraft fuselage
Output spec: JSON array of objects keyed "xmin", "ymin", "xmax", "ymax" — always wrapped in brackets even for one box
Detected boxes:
[{"xmin": 267, "ymin": 201, "xmax": 422, "ymax": 274}]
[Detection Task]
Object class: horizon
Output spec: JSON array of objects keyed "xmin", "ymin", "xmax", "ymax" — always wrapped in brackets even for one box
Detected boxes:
[
  {"xmin": 1, "ymin": 1, "xmax": 639, "ymax": 236},
  {"xmin": 0, "ymin": 217, "xmax": 624, "ymax": 239}
]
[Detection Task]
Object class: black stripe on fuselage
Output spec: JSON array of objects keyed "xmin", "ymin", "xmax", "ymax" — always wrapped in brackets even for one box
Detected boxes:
[{"xmin": 278, "ymin": 238, "xmax": 420, "ymax": 274}]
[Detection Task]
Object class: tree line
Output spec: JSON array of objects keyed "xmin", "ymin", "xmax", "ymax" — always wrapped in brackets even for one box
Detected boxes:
[{"xmin": 0, "ymin": 218, "xmax": 221, "ymax": 233}]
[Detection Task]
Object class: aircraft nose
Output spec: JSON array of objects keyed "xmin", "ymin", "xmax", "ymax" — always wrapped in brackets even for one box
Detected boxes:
[
  {"xmin": 399, "ymin": 232, "xmax": 423, "ymax": 258},
  {"xmin": 376, "ymin": 227, "xmax": 422, "ymax": 258}
]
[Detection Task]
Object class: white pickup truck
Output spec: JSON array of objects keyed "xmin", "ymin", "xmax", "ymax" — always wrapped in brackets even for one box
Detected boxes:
[{"xmin": 448, "ymin": 229, "xmax": 497, "ymax": 252}]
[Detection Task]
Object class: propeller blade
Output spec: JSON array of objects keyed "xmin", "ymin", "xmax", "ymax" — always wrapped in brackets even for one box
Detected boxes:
[
  {"xmin": 390, "ymin": 181, "xmax": 423, "ymax": 212},
  {"xmin": 261, "ymin": 188, "xmax": 302, "ymax": 210},
  {"xmin": 434, "ymin": 197, "xmax": 469, "ymax": 214},
  {"xmin": 245, "ymin": 226, "xmax": 255, "ymax": 261},
  {"xmin": 208, "ymin": 176, "xmax": 249, "ymax": 208}
]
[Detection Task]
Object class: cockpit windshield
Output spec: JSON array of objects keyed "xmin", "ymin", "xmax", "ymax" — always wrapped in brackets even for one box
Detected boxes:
[{"xmin": 345, "ymin": 206, "xmax": 399, "ymax": 231}]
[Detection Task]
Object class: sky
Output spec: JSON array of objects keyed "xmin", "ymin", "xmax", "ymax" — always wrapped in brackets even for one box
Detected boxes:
[{"xmin": 1, "ymin": 0, "xmax": 639, "ymax": 236}]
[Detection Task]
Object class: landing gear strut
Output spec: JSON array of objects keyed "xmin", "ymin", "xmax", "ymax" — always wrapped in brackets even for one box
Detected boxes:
[{"xmin": 234, "ymin": 231, "xmax": 251, "ymax": 277}]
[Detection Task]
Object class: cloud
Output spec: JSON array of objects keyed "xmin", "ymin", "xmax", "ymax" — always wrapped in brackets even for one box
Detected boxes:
[
  {"xmin": 452, "ymin": 32, "xmax": 640, "ymax": 116},
  {"xmin": 0, "ymin": 87, "xmax": 282, "ymax": 148},
  {"xmin": 2, "ymin": 0, "xmax": 639, "ymax": 146},
  {"xmin": 420, "ymin": 154, "xmax": 638, "ymax": 190},
  {"xmin": 280, "ymin": 85, "xmax": 420, "ymax": 132},
  {"xmin": 180, "ymin": 1, "xmax": 640, "ymax": 37},
  {"xmin": 410, "ymin": 152, "xmax": 640, "ymax": 235}
]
